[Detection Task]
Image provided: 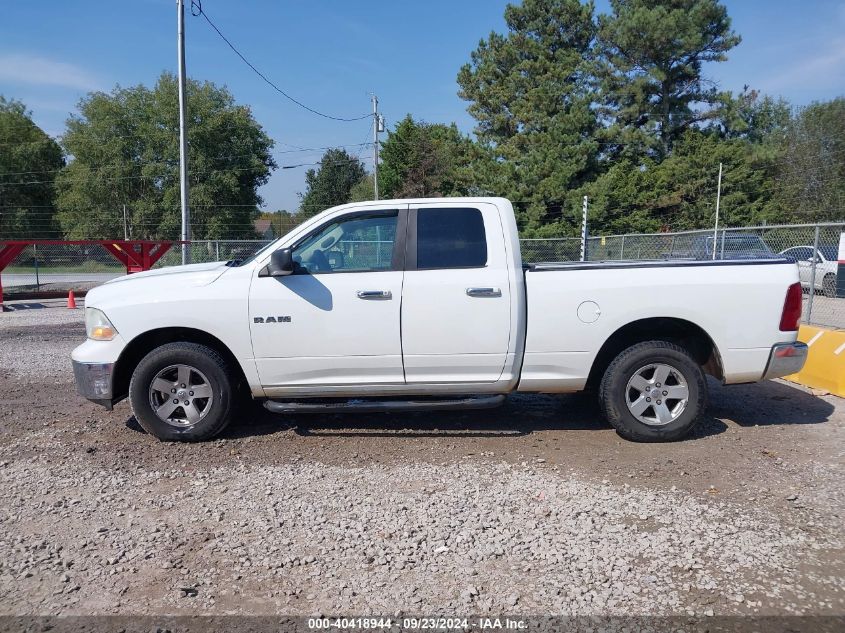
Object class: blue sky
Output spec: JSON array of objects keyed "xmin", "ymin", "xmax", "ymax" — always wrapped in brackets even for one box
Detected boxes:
[{"xmin": 1, "ymin": 0, "xmax": 844, "ymax": 212}]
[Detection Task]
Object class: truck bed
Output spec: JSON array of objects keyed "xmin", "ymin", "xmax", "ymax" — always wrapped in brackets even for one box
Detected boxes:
[
  {"xmin": 518, "ymin": 257, "xmax": 799, "ymax": 392},
  {"xmin": 525, "ymin": 257, "xmax": 792, "ymax": 272}
]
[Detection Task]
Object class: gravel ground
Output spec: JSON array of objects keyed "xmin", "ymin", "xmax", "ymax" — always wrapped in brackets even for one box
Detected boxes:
[{"xmin": 0, "ymin": 302, "xmax": 843, "ymax": 618}]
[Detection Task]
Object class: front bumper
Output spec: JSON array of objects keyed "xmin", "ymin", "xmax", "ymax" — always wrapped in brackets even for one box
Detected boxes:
[
  {"xmin": 762, "ymin": 341, "xmax": 808, "ymax": 380},
  {"xmin": 72, "ymin": 360, "xmax": 115, "ymax": 409},
  {"xmin": 71, "ymin": 335, "xmax": 126, "ymax": 410}
]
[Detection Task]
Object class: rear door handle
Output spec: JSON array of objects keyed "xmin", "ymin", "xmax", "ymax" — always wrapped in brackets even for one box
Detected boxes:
[
  {"xmin": 466, "ymin": 287, "xmax": 502, "ymax": 297},
  {"xmin": 357, "ymin": 290, "xmax": 392, "ymax": 300}
]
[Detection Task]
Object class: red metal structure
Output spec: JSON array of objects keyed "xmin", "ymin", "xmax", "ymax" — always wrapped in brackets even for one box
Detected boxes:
[{"xmin": 0, "ymin": 240, "xmax": 179, "ymax": 310}]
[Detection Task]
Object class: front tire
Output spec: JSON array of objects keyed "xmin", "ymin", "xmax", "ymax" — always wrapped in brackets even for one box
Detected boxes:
[
  {"xmin": 129, "ymin": 342, "xmax": 235, "ymax": 441},
  {"xmin": 599, "ymin": 340, "xmax": 706, "ymax": 442}
]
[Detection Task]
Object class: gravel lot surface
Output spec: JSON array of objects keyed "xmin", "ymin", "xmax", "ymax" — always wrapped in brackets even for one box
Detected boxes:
[{"xmin": 0, "ymin": 302, "xmax": 843, "ymax": 618}]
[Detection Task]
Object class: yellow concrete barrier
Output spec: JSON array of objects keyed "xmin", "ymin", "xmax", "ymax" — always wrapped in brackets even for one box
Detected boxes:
[{"xmin": 783, "ymin": 324, "xmax": 845, "ymax": 397}]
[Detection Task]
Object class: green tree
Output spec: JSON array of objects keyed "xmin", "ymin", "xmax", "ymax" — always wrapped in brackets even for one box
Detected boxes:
[
  {"xmin": 586, "ymin": 129, "xmax": 780, "ymax": 232},
  {"xmin": 717, "ymin": 88, "xmax": 791, "ymax": 145},
  {"xmin": 597, "ymin": 0, "xmax": 741, "ymax": 159},
  {"xmin": 0, "ymin": 97, "xmax": 64, "ymax": 238},
  {"xmin": 55, "ymin": 72, "xmax": 276, "ymax": 240},
  {"xmin": 457, "ymin": 0, "xmax": 599, "ymax": 234},
  {"xmin": 771, "ymin": 98, "xmax": 845, "ymax": 222},
  {"xmin": 349, "ymin": 174, "xmax": 375, "ymax": 202},
  {"xmin": 298, "ymin": 148, "xmax": 366, "ymax": 217},
  {"xmin": 379, "ymin": 115, "xmax": 477, "ymax": 199}
]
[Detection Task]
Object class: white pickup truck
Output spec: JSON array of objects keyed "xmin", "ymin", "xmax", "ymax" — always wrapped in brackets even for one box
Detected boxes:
[{"xmin": 72, "ymin": 197, "xmax": 807, "ymax": 443}]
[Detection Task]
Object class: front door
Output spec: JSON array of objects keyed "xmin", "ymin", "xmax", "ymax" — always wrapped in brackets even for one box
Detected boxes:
[
  {"xmin": 400, "ymin": 204, "xmax": 513, "ymax": 383},
  {"xmin": 249, "ymin": 208, "xmax": 407, "ymax": 391}
]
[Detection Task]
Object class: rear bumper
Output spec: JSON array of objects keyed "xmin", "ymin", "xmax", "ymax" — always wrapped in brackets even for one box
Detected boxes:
[
  {"xmin": 72, "ymin": 360, "xmax": 115, "ymax": 409},
  {"xmin": 762, "ymin": 342, "xmax": 808, "ymax": 380}
]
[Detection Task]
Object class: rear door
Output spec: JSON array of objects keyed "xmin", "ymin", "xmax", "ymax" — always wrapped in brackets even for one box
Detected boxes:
[{"xmin": 400, "ymin": 203, "xmax": 512, "ymax": 383}]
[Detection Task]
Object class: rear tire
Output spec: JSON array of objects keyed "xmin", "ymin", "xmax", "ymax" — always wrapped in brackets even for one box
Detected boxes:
[
  {"xmin": 129, "ymin": 342, "xmax": 235, "ymax": 442},
  {"xmin": 599, "ymin": 340, "xmax": 706, "ymax": 442},
  {"xmin": 823, "ymin": 273, "xmax": 836, "ymax": 298}
]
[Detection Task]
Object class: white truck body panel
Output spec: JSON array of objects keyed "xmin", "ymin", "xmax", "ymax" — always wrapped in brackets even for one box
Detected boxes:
[
  {"xmin": 250, "ymin": 269, "xmax": 405, "ymax": 388},
  {"xmin": 400, "ymin": 201, "xmax": 522, "ymax": 384},
  {"xmin": 80, "ymin": 263, "xmax": 264, "ymax": 395},
  {"xmin": 520, "ymin": 261, "xmax": 798, "ymax": 391},
  {"xmin": 72, "ymin": 197, "xmax": 802, "ymax": 408}
]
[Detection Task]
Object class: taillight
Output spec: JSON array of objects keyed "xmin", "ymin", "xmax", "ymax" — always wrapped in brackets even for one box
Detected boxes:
[{"xmin": 779, "ymin": 282, "xmax": 802, "ymax": 331}]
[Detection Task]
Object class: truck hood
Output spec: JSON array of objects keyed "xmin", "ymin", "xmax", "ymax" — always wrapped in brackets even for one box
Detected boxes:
[
  {"xmin": 103, "ymin": 261, "xmax": 230, "ymax": 286},
  {"xmin": 85, "ymin": 261, "xmax": 232, "ymax": 310}
]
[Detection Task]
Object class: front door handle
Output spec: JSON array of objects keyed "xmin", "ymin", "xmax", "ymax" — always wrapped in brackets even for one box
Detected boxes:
[
  {"xmin": 357, "ymin": 290, "xmax": 392, "ymax": 300},
  {"xmin": 466, "ymin": 287, "xmax": 502, "ymax": 297}
]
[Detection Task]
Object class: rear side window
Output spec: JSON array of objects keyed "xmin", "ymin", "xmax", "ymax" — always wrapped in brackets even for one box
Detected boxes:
[{"xmin": 416, "ymin": 208, "xmax": 487, "ymax": 269}]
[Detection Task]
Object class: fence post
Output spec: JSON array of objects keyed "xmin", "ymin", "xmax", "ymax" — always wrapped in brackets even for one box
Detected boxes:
[
  {"xmin": 580, "ymin": 196, "xmax": 589, "ymax": 262},
  {"xmin": 215, "ymin": 241, "xmax": 219, "ymax": 261},
  {"xmin": 619, "ymin": 235, "xmax": 625, "ymax": 260},
  {"xmin": 33, "ymin": 244, "xmax": 40, "ymax": 291},
  {"xmin": 807, "ymin": 225, "xmax": 820, "ymax": 324}
]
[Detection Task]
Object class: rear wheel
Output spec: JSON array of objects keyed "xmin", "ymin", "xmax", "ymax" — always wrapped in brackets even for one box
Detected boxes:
[
  {"xmin": 823, "ymin": 273, "xmax": 836, "ymax": 298},
  {"xmin": 129, "ymin": 342, "xmax": 235, "ymax": 441},
  {"xmin": 599, "ymin": 340, "xmax": 706, "ymax": 442}
]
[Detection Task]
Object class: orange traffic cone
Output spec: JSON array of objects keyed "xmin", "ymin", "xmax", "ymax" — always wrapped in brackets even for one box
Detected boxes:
[{"xmin": 67, "ymin": 290, "xmax": 77, "ymax": 309}]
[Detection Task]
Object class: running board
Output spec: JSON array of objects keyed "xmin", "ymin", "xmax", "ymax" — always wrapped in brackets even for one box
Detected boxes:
[{"xmin": 263, "ymin": 394, "xmax": 505, "ymax": 414}]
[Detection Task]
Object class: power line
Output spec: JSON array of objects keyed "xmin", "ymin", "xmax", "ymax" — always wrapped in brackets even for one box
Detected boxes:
[
  {"xmin": 190, "ymin": 0, "xmax": 370, "ymax": 123},
  {"xmin": 0, "ymin": 143, "xmax": 374, "ymax": 178},
  {"xmin": 0, "ymin": 156, "xmax": 374, "ymax": 187}
]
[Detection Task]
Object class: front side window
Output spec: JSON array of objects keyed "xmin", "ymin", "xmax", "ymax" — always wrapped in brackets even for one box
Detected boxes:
[
  {"xmin": 416, "ymin": 208, "xmax": 487, "ymax": 269},
  {"xmin": 292, "ymin": 212, "xmax": 398, "ymax": 274}
]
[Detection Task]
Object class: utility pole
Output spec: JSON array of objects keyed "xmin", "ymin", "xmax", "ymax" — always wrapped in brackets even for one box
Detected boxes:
[
  {"xmin": 580, "ymin": 195, "xmax": 589, "ymax": 262},
  {"xmin": 177, "ymin": 0, "xmax": 191, "ymax": 264},
  {"xmin": 372, "ymin": 94, "xmax": 382, "ymax": 201},
  {"xmin": 712, "ymin": 162, "xmax": 723, "ymax": 260}
]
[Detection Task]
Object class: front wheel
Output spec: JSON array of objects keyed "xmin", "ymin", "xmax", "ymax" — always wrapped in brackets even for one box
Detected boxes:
[
  {"xmin": 129, "ymin": 342, "xmax": 235, "ymax": 441},
  {"xmin": 599, "ymin": 340, "xmax": 706, "ymax": 442}
]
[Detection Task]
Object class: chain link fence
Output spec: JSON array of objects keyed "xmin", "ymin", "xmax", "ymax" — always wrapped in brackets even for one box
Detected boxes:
[
  {"xmin": 522, "ymin": 222, "xmax": 845, "ymax": 329},
  {"xmin": 3, "ymin": 223, "xmax": 843, "ymax": 329},
  {"xmin": 2, "ymin": 242, "xmax": 126, "ymax": 291}
]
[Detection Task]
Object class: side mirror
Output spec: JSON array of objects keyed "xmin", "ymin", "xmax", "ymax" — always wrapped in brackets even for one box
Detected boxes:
[{"xmin": 262, "ymin": 248, "xmax": 294, "ymax": 277}]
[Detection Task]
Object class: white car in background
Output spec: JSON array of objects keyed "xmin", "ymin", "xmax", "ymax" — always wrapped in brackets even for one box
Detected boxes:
[{"xmin": 779, "ymin": 245, "xmax": 839, "ymax": 297}]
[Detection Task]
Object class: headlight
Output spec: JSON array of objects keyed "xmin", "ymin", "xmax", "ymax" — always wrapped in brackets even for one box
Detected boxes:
[{"xmin": 85, "ymin": 308, "xmax": 118, "ymax": 341}]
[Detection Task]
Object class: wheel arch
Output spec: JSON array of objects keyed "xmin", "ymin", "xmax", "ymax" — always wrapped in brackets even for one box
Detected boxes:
[
  {"xmin": 112, "ymin": 327, "xmax": 249, "ymax": 404},
  {"xmin": 586, "ymin": 317, "xmax": 724, "ymax": 391}
]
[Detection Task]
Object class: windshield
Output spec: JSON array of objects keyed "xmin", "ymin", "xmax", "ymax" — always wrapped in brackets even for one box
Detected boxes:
[
  {"xmin": 819, "ymin": 245, "xmax": 838, "ymax": 261},
  {"xmin": 696, "ymin": 235, "xmax": 772, "ymax": 256},
  {"xmin": 719, "ymin": 237, "xmax": 772, "ymax": 253}
]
